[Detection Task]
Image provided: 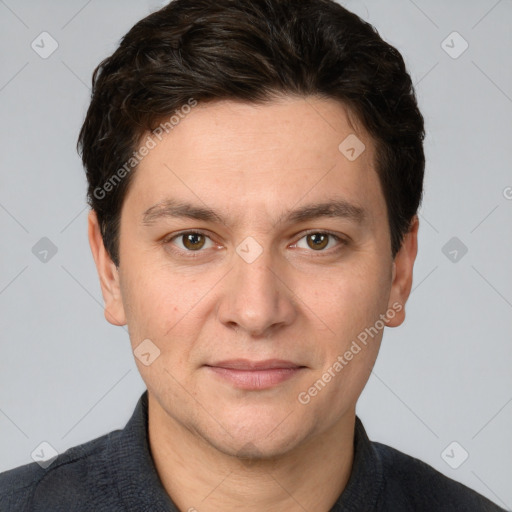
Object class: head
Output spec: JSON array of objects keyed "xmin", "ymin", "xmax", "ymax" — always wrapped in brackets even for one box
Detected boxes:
[{"xmin": 82, "ymin": 0, "xmax": 424, "ymax": 458}]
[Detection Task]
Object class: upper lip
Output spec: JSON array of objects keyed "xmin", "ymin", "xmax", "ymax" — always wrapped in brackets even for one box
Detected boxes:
[{"xmin": 206, "ymin": 359, "xmax": 303, "ymax": 370}]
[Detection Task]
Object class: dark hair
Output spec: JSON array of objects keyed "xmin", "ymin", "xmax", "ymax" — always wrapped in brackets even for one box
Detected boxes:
[{"xmin": 78, "ymin": 0, "xmax": 425, "ymax": 267}]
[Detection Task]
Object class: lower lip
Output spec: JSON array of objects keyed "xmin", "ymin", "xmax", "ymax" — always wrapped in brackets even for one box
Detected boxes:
[{"xmin": 206, "ymin": 366, "xmax": 303, "ymax": 390}]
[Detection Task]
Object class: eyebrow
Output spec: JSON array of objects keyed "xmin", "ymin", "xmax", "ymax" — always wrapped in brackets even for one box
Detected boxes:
[{"xmin": 142, "ymin": 198, "xmax": 366, "ymax": 227}]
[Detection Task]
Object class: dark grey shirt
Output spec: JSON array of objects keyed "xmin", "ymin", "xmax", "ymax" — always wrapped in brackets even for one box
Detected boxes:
[{"xmin": 0, "ymin": 391, "xmax": 505, "ymax": 511}]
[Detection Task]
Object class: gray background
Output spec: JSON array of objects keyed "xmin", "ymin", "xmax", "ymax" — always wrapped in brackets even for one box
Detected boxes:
[{"xmin": 0, "ymin": 0, "xmax": 511, "ymax": 508}]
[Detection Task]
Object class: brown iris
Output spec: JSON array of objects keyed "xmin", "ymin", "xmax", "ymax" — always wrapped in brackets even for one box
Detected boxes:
[
  {"xmin": 182, "ymin": 233, "xmax": 206, "ymax": 250},
  {"xmin": 306, "ymin": 233, "xmax": 329, "ymax": 250}
]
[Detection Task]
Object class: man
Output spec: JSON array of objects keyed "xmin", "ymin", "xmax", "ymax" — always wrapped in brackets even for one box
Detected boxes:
[{"xmin": 0, "ymin": 0, "xmax": 505, "ymax": 510}]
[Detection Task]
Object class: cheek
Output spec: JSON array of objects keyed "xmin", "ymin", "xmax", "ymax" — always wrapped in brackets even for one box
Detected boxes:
[
  {"xmin": 316, "ymin": 261, "xmax": 390, "ymax": 342},
  {"xmin": 119, "ymin": 265, "xmax": 173, "ymax": 343},
  {"xmin": 122, "ymin": 273, "xmax": 198, "ymax": 386},
  {"xmin": 121, "ymin": 256, "xmax": 178, "ymax": 320},
  {"xmin": 304, "ymin": 266, "xmax": 388, "ymax": 415},
  {"xmin": 120, "ymin": 263, "xmax": 215, "ymax": 364}
]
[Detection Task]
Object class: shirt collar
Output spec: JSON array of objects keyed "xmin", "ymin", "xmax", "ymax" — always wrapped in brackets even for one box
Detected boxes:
[
  {"xmin": 107, "ymin": 390, "xmax": 179, "ymax": 511},
  {"xmin": 108, "ymin": 391, "xmax": 383, "ymax": 511},
  {"xmin": 331, "ymin": 415, "xmax": 384, "ymax": 511}
]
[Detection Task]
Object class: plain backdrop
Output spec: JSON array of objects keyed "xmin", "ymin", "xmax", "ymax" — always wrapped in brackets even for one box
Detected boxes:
[{"xmin": 0, "ymin": 0, "xmax": 511, "ymax": 509}]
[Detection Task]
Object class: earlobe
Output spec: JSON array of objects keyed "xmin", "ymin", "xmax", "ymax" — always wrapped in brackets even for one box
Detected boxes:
[
  {"xmin": 87, "ymin": 210, "xmax": 127, "ymax": 326},
  {"xmin": 386, "ymin": 216, "xmax": 419, "ymax": 328}
]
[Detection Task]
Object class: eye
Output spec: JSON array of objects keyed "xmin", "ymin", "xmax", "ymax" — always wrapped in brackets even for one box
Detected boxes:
[
  {"xmin": 166, "ymin": 231, "xmax": 215, "ymax": 252},
  {"xmin": 292, "ymin": 231, "xmax": 346, "ymax": 252}
]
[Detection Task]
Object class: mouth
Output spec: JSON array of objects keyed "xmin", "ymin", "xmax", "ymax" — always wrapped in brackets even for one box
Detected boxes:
[{"xmin": 204, "ymin": 359, "xmax": 306, "ymax": 390}]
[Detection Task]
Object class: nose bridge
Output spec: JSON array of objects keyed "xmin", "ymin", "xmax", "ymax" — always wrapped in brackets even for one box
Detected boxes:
[{"xmin": 217, "ymin": 238, "xmax": 295, "ymax": 336}]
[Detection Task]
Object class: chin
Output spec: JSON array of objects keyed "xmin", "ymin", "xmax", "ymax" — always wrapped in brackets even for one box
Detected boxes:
[
  {"xmin": 199, "ymin": 411, "xmax": 313, "ymax": 461},
  {"xmin": 213, "ymin": 433, "xmax": 305, "ymax": 462}
]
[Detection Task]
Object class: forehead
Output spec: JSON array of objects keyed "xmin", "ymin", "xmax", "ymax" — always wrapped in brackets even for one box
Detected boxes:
[{"xmin": 122, "ymin": 96, "xmax": 385, "ymax": 228}]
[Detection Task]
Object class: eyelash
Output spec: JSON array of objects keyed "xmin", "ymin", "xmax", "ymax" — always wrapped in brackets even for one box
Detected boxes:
[{"xmin": 162, "ymin": 229, "xmax": 348, "ymax": 258}]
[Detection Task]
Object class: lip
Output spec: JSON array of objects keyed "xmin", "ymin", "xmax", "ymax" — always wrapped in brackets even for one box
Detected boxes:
[
  {"xmin": 206, "ymin": 359, "xmax": 303, "ymax": 370},
  {"xmin": 204, "ymin": 359, "xmax": 306, "ymax": 390}
]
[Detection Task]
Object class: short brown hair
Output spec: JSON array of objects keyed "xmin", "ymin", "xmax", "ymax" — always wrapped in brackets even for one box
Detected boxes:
[{"xmin": 78, "ymin": 0, "xmax": 425, "ymax": 267}]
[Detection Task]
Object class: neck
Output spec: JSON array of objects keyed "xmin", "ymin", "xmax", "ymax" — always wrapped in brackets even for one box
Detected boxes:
[{"xmin": 147, "ymin": 394, "xmax": 355, "ymax": 512}]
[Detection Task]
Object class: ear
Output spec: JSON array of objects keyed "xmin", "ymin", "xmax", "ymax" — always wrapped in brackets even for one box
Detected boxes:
[
  {"xmin": 386, "ymin": 215, "xmax": 419, "ymax": 327},
  {"xmin": 87, "ymin": 210, "xmax": 127, "ymax": 326}
]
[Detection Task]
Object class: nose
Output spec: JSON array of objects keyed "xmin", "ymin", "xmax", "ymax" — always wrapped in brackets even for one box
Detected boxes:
[{"xmin": 215, "ymin": 244, "xmax": 297, "ymax": 338}]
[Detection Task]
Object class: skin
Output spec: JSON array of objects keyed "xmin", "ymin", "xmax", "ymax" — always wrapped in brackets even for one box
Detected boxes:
[{"xmin": 88, "ymin": 96, "xmax": 419, "ymax": 512}]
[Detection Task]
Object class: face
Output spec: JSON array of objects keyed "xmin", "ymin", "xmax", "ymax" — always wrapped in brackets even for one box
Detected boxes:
[{"xmin": 89, "ymin": 96, "xmax": 418, "ymax": 459}]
